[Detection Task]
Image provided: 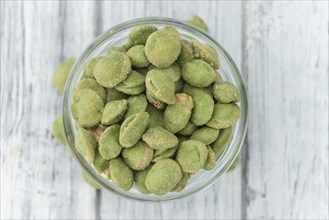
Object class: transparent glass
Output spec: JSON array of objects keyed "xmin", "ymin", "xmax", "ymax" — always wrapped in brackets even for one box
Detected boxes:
[{"xmin": 63, "ymin": 17, "xmax": 248, "ymax": 202}]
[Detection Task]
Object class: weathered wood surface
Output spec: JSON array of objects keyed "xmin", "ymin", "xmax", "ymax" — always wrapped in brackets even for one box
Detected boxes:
[{"xmin": 0, "ymin": 1, "xmax": 328, "ymax": 219}]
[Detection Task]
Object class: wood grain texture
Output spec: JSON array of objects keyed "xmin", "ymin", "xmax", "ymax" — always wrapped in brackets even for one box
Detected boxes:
[{"xmin": 0, "ymin": 1, "xmax": 328, "ymax": 220}]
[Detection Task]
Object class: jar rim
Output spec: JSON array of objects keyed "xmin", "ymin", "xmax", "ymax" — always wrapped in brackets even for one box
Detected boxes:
[{"xmin": 63, "ymin": 17, "xmax": 248, "ymax": 202}]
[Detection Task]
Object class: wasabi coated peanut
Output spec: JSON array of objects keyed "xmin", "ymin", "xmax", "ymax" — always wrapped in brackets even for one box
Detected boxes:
[
  {"xmin": 126, "ymin": 45, "xmax": 149, "ymax": 68},
  {"xmin": 228, "ymin": 156, "xmax": 239, "ymax": 172},
  {"xmin": 178, "ymin": 121, "xmax": 197, "ymax": 136},
  {"xmin": 94, "ymin": 52, "xmax": 131, "ymax": 88},
  {"xmin": 74, "ymin": 89, "xmax": 104, "ymax": 127},
  {"xmin": 142, "ymin": 126, "xmax": 179, "ymax": 150},
  {"xmin": 213, "ymin": 81, "xmax": 240, "ymax": 103},
  {"xmin": 124, "ymin": 94, "xmax": 148, "ymax": 119},
  {"xmin": 145, "ymin": 158, "xmax": 182, "ymax": 195},
  {"xmin": 177, "ymin": 39, "xmax": 194, "ymax": 67},
  {"xmin": 190, "ymin": 92, "xmax": 214, "ymax": 126},
  {"xmin": 89, "ymin": 125, "xmax": 105, "ymax": 142},
  {"xmin": 75, "ymin": 128, "xmax": 97, "ymax": 163},
  {"xmin": 145, "ymin": 70, "xmax": 175, "ymax": 104},
  {"xmin": 122, "ymin": 141, "xmax": 154, "ymax": 170},
  {"xmin": 185, "ymin": 15, "xmax": 209, "ymax": 32},
  {"xmin": 192, "ymin": 39, "xmax": 219, "ymax": 68},
  {"xmin": 146, "ymin": 90, "xmax": 166, "ymax": 110},
  {"xmin": 93, "ymin": 150, "xmax": 110, "ymax": 174},
  {"xmin": 106, "ymin": 88, "xmax": 127, "ymax": 102},
  {"xmin": 152, "ymin": 145, "xmax": 178, "ymax": 162},
  {"xmin": 148, "ymin": 62, "xmax": 181, "ymax": 82},
  {"xmin": 119, "ymin": 112, "xmax": 150, "ymax": 148},
  {"xmin": 214, "ymin": 72, "xmax": 224, "ymax": 83},
  {"xmin": 182, "ymin": 83, "xmax": 213, "ymax": 98},
  {"xmin": 99, "ymin": 125, "xmax": 122, "ymax": 160},
  {"xmin": 164, "ymin": 93, "xmax": 194, "ymax": 133},
  {"xmin": 172, "ymin": 172, "xmax": 190, "ymax": 192},
  {"xmin": 182, "ymin": 59, "xmax": 216, "ymax": 87},
  {"xmin": 73, "ymin": 78, "xmax": 106, "ymax": 102},
  {"xmin": 115, "ymin": 70, "xmax": 145, "ymax": 95},
  {"xmin": 145, "ymin": 27, "xmax": 182, "ymax": 68},
  {"xmin": 52, "ymin": 114, "xmax": 66, "ymax": 144},
  {"xmin": 176, "ymin": 140, "xmax": 208, "ymax": 173},
  {"xmin": 207, "ymin": 103, "xmax": 241, "ymax": 129},
  {"xmin": 52, "ymin": 58, "xmax": 75, "ymax": 93},
  {"xmin": 203, "ymin": 146, "xmax": 216, "ymax": 170},
  {"xmin": 128, "ymin": 25, "xmax": 157, "ymax": 46},
  {"xmin": 84, "ymin": 56, "xmax": 103, "ymax": 78},
  {"xmin": 107, "ymin": 46, "xmax": 127, "ymax": 56},
  {"xmin": 191, "ymin": 126, "xmax": 219, "ymax": 145},
  {"xmin": 135, "ymin": 165, "xmax": 153, "ymax": 194},
  {"xmin": 211, "ymin": 127, "xmax": 233, "ymax": 157},
  {"xmin": 146, "ymin": 104, "xmax": 164, "ymax": 128},
  {"xmin": 82, "ymin": 171, "xmax": 101, "ymax": 189},
  {"xmin": 101, "ymin": 99, "xmax": 128, "ymax": 125},
  {"xmin": 110, "ymin": 158, "xmax": 134, "ymax": 191}
]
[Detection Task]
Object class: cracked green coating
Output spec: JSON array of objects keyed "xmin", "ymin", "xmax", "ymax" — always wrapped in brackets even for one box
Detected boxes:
[
  {"xmin": 110, "ymin": 158, "xmax": 134, "ymax": 191},
  {"xmin": 124, "ymin": 94, "xmax": 148, "ymax": 119},
  {"xmin": 75, "ymin": 128, "xmax": 97, "ymax": 163},
  {"xmin": 101, "ymin": 99, "xmax": 128, "ymax": 126},
  {"xmin": 191, "ymin": 126, "xmax": 219, "ymax": 145},
  {"xmin": 213, "ymin": 81, "xmax": 240, "ymax": 103},
  {"xmin": 192, "ymin": 39, "xmax": 219, "ymax": 68},
  {"xmin": 84, "ymin": 56, "xmax": 103, "ymax": 78},
  {"xmin": 207, "ymin": 103, "xmax": 241, "ymax": 129},
  {"xmin": 126, "ymin": 45, "xmax": 149, "ymax": 68},
  {"xmin": 142, "ymin": 126, "xmax": 179, "ymax": 151},
  {"xmin": 122, "ymin": 141, "xmax": 154, "ymax": 171},
  {"xmin": 128, "ymin": 25, "xmax": 157, "ymax": 46},
  {"xmin": 52, "ymin": 58, "xmax": 75, "ymax": 93},
  {"xmin": 182, "ymin": 59, "xmax": 216, "ymax": 87},
  {"xmin": 99, "ymin": 125, "xmax": 122, "ymax": 160},
  {"xmin": 146, "ymin": 90, "xmax": 167, "ymax": 110},
  {"xmin": 115, "ymin": 70, "xmax": 145, "ymax": 95}
]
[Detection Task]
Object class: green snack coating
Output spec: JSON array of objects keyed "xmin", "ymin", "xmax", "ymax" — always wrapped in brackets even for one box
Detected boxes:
[
  {"xmin": 182, "ymin": 83, "xmax": 213, "ymax": 98},
  {"xmin": 146, "ymin": 104, "xmax": 164, "ymax": 128},
  {"xmin": 126, "ymin": 45, "xmax": 149, "ymax": 68},
  {"xmin": 124, "ymin": 94, "xmax": 148, "ymax": 119},
  {"xmin": 82, "ymin": 171, "xmax": 101, "ymax": 189},
  {"xmin": 177, "ymin": 121, "xmax": 197, "ymax": 136},
  {"xmin": 107, "ymin": 46, "xmax": 127, "ymax": 56},
  {"xmin": 191, "ymin": 126, "xmax": 219, "ymax": 145},
  {"xmin": 109, "ymin": 158, "xmax": 134, "ymax": 191},
  {"xmin": 145, "ymin": 70, "xmax": 175, "ymax": 104},
  {"xmin": 164, "ymin": 93, "xmax": 194, "ymax": 133},
  {"xmin": 74, "ymin": 89, "xmax": 104, "ymax": 127},
  {"xmin": 185, "ymin": 15, "xmax": 209, "ymax": 32},
  {"xmin": 52, "ymin": 114, "xmax": 66, "ymax": 144},
  {"xmin": 122, "ymin": 141, "xmax": 154, "ymax": 170},
  {"xmin": 152, "ymin": 145, "xmax": 178, "ymax": 162},
  {"xmin": 89, "ymin": 125, "xmax": 105, "ymax": 142},
  {"xmin": 145, "ymin": 27, "xmax": 182, "ymax": 68},
  {"xmin": 101, "ymin": 99, "xmax": 128, "ymax": 125},
  {"xmin": 172, "ymin": 172, "xmax": 190, "ymax": 192},
  {"xmin": 119, "ymin": 112, "xmax": 150, "ymax": 148},
  {"xmin": 211, "ymin": 127, "xmax": 233, "ymax": 157},
  {"xmin": 145, "ymin": 158, "xmax": 182, "ymax": 195},
  {"xmin": 128, "ymin": 25, "xmax": 157, "ymax": 46},
  {"xmin": 175, "ymin": 78, "xmax": 185, "ymax": 93},
  {"xmin": 93, "ymin": 150, "xmax": 110, "ymax": 174},
  {"xmin": 146, "ymin": 90, "xmax": 167, "ymax": 109},
  {"xmin": 106, "ymin": 88, "xmax": 128, "ymax": 102},
  {"xmin": 203, "ymin": 146, "xmax": 216, "ymax": 170},
  {"xmin": 135, "ymin": 165, "xmax": 153, "ymax": 194},
  {"xmin": 148, "ymin": 62, "xmax": 181, "ymax": 82},
  {"xmin": 75, "ymin": 128, "xmax": 97, "ymax": 163},
  {"xmin": 115, "ymin": 70, "xmax": 145, "ymax": 95},
  {"xmin": 73, "ymin": 78, "xmax": 106, "ymax": 102},
  {"xmin": 192, "ymin": 39, "xmax": 219, "ymax": 68},
  {"xmin": 84, "ymin": 56, "xmax": 103, "ymax": 78},
  {"xmin": 190, "ymin": 93, "xmax": 214, "ymax": 126},
  {"xmin": 142, "ymin": 126, "xmax": 179, "ymax": 150},
  {"xmin": 182, "ymin": 59, "xmax": 216, "ymax": 87},
  {"xmin": 228, "ymin": 156, "xmax": 239, "ymax": 172},
  {"xmin": 177, "ymin": 39, "xmax": 194, "ymax": 67},
  {"xmin": 213, "ymin": 81, "xmax": 240, "ymax": 103},
  {"xmin": 176, "ymin": 140, "xmax": 208, "ymax": 173},
  {"xmin": 214, "ymin": 72, "xmax": 224, "ymax": 83},
  {"xmin": 99, "ymin": 125, "xmax": 122, "ymax": 160},
  {"xmin": 94, "ymin": 52, "xmax": 131, "ymax": 88},
  {"xmin": 206, "ymin": 103, "xmax": 241, "ymax": 129},
  {"xmin": 52, "ymin": 58, "xmax": 75, "ymax": 93}
]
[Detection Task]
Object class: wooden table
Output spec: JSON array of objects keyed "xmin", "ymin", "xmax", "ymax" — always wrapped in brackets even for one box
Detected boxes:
[{"xmin": 1, "ymin": 1, "xmax": 328, "ymax": 219}]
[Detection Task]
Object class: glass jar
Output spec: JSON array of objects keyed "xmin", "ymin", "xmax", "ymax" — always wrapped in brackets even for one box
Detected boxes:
[{"xmin": 63, "ymin": 17, "xmax": 248, "ymax": 202}]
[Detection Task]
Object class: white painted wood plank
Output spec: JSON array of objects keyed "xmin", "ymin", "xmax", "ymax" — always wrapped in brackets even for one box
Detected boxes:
[
  {"xmin": 99, "ymin": 1, "xmax": 243, "ymax": 219},
  {"xmin": 244, "ymin": 1, "xmax": 329, "ymax": 219},
  {"xmin": 1, "ymin": 1, "xmax": 99, "ymax": 219}
]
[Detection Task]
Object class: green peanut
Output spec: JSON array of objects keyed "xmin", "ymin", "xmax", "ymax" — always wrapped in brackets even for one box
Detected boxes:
[
  {"xmin": 115, "ymin": 70, "xmax": 145, "ymax": 95},
  {"xmin": 171, "ymin": 172, "xmax": 190, "ymax": 192},
  {"xmin": 75, "ymin": 128, "xmax": 97, "ymax": 163},
  {"xmin": 126, "ymin": 45, "xmax": 149, "ymax": 68},
  {"xmin": 145, "ymin": 158, "xmax": 182, "ymax": 195},
  {"xmin": 135, "ymin": 165, "xmax": 153, "ymax": 194},
  {"xmin": 101, "ymin": 99, "xmax": 128, "ymax": 125},
  {"xmin": 107, "ymin": 46, "xmax": 127, "ymax": 56},
  {"xmin": 211, "ymin": 127, "xmax": 233, "ymax": 157},
  {"xmin": 146, "ymin": 104, "xmax": 164, "ymax": 128},
  {"xmin": 119, "ymin": 112, "xmax": 150, "ymax": 148},
  {"xmin": 110, "ymin": 158, "xmax": 134, "ymax": 191},
  {"xmin": 124, "ymin": 94, "xmax": 148, "ymax": 119},
  {"xmin": 84, "ymin": 56, "xmax": 103, "ymax": 78},
  {"xmin": 207, "ymin": 103, "xmax": 241, "ymax": 129},
  {"xmin": 191, "ymin": 126, "xmax": 219, "ymax": 145},
  {"xmin": 52, "ymin": 58, "xmax": 75, "ymax": 93},
  {"xmin": 106, "ymin": 88, "xmax": 128, "ymax": 102},
  {"xmin": 142, "ymin": 126, "xmax": 179, "ymax": 150},
  {"xmin": 128, "ymin": 25, "xmax": 157, "ymax": 46},
  {"xmin": 146, "ymin": 90, "xmax": 167, "ymax": 110},
  {"xmin": 152, "ymin": 145, "xmax": 178, "ymax": 162},
  {"xmin": 192, "ymin": 39, "xmax": 219, "ymax": 68},
  {"xmin": 185, "ymin": 15, "xmax": 209, "ymax": 32},
  {"xmin": 93, "ymin": 150, "xmax": 110, "ymax": 174},
  {"xmin": 122, "ymin": 141, "xmax": 154, "ymax": 170},
  {"xmin": 177, "ymin": 121, "xmax": 197, "ymax": 136},
  {"xmin": 182, "ymin": 83, "xmax": 213, "ymax": 98},
  {"xmin": 148, "ymin": 62, "xmax": 181, "ymax": 82},
  {"xmin": 182, "ymin": 59, "xmax": 216, "ymax": 87},
  {"xmin": 176, "ymin": 140, "xmax": 208, "ymax": 173},
  {"xmin": 213, "ymin": 81, "xmax": 240, "ymax": 103},
  {"xmin": 52, "ymin": 114, "xmax": 66, "ymax": 144},
  {"xmin": 89, "ymin": 125, "xmax": 105, "ymax": 142},
  {"xmin": 203, "ymin": 146, "xmax": 216, "ymax": 170},
  {"xmin": 99, "ymin": 125, "xmax": 122, "ymax": 160},
  {"xmin": 73, "ymin": 78, "xmax": 106, "ymax": 102},
  {"xmin": 190, "ymin": 93, "xmax": 214, "ymax": 126},
  {"xmin": 177, "ymin": 39, "xmax": 194, "ymax": 67},
  {"xmin": 164, "ymin": 93, "xmax": 194, "ymax": 133}
]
